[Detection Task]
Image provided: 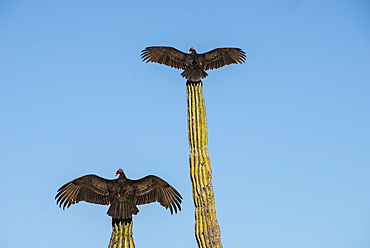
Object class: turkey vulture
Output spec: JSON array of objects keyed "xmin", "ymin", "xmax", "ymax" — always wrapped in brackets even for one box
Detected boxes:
[
  {"xmin": 55, "ymin": 169, "xmax": 182, "ymax": 220},
  {"xmin": 141, "ymin": 46, "xmax": 246, "ymax": 81}
]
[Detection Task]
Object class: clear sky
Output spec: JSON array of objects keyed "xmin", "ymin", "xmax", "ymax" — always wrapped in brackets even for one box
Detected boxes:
[{"xmin": 1, "ymin": 1, "xmax": 369, "ymax": 248}]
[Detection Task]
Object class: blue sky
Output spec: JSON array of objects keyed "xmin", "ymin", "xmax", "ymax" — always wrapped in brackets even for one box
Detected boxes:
[{"xmin": 1, "ymin": 1, "xmax": 369, "ymax": 248}]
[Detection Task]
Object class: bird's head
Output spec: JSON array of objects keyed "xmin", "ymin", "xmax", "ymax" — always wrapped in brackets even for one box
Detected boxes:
[
  {"xmin": 189, "ymin": 47, "xmax": 195, "ymax": 52},
  {"xmin": 115, "ymin": 168, "xmax": 124, "ymax": 176}
]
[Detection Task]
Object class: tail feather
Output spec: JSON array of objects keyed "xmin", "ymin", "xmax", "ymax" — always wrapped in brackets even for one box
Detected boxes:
[
  {"xmin": 181, "ymin": 67, "xmax": 208, "ymax": 82},
  {"xmin": 107, "ymin": 201, "xmax": 139, "ymax": 219}
]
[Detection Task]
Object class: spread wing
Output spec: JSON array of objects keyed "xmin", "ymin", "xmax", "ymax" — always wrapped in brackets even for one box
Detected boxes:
[
  {"xmin": 200, "ymin": 47, "xmax": 246, "ymax": 70},
  {"xmin": 141, "ymin": 46, "xmax": 190, "ymax": 70},
  {"xmin": 55, "ymin": 174, "xmax": 112, "ymax": 209},
  {"xmin": 131, "ymin": 175, "xmax": 182, "ymax": 214}
]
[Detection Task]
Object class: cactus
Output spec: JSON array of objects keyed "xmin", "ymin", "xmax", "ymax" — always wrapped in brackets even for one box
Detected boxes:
[
  {"xmin": 108, "ymin": 218, "xmax": 135, "ymax": 248},
  {"xmin": 186, "ymin": 80, "xmax": 223, "ymax": 248}
]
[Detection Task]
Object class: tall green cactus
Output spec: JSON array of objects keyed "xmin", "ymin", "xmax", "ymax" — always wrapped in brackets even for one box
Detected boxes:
[
  {"xmin": 186, "ymin": 80, "xmax": 223, "ymax": 248},
  {"xmin": 108, "ymin": 219, "xmax": 135, "ymax": 248}
]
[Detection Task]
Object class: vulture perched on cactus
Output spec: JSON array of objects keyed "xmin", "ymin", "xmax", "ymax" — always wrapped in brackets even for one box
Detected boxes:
[
  {"xmin": 55, "ymin": 169, "xmax": 182, "ymax": 220},
  {"xmin": 141, "ymin": 46, "xmax": 246, "ymax": 81}
]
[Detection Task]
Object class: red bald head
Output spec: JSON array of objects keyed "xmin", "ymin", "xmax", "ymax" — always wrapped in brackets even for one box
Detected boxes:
[
  {"xmin": 189, "ymin": 47, "xmax": 195, "ymax": 52},
  {"xmin": 116, "ymin": 168, "xmax": 124, "ymax": 176}
]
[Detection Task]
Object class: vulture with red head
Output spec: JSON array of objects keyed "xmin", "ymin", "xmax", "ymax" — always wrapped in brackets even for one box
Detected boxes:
[
  {"xmin": 55, "ymin": 169, "xmax": 182, "ymax": 220},
  {"xmin": 141, "ymin": 46, "xmax": 246, "ymax": 82}
]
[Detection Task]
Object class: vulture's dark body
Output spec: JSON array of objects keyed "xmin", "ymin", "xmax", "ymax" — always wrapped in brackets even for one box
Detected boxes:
[
  {"xmin": 55, "ymin": 170, "xmax": 182, "ymax": 220},
  {"xmin": 141, "ymin": 46, "xmax": 246, "ymax": 81}
]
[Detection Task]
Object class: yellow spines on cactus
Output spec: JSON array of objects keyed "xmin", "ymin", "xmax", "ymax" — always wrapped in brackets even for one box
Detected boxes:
[
  {"xmin": 108, "ymin": 219, "xmax": 135, "ymax": 248},
  {"xmin": 186, "ymin": 80, "xmax": 223, "ymax": 248}
]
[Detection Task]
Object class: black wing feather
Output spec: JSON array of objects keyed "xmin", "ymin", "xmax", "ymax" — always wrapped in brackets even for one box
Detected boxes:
[
  {"xmin": 200, "ymin": 47, "xmax": 246, "ymax": 70},
  {"xmin": 55, "ymin": 174, "xmax": 111, "ymax": 209},
  {"xmin": 131, "ymin": 175, "xmax": 182, "ymax": 214},
  {"xmin": 141, "ymin": 46, "xmax": 190, "ymax": 70}
]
